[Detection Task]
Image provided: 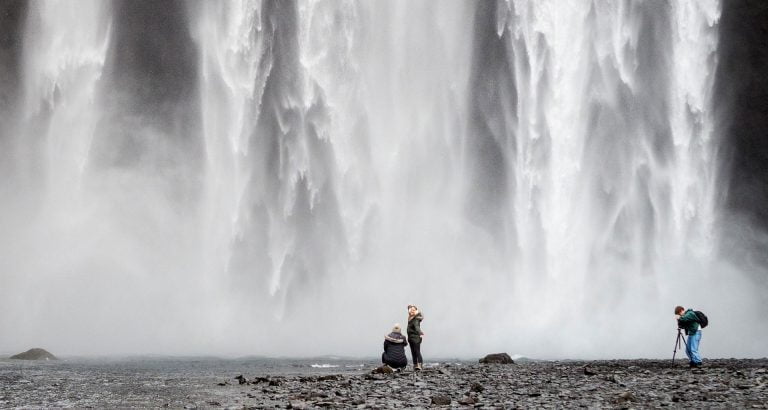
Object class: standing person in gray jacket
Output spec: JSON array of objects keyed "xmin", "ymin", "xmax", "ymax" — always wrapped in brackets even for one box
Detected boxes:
[{"xmin": 407, "ymin": 304, "xmax": 424, "ymax": 370}]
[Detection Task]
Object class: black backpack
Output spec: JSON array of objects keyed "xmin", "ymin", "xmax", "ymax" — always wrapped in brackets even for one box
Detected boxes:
[{"xmin": 694, "ymin": 310, "xmax": 708, "ymax": 328}]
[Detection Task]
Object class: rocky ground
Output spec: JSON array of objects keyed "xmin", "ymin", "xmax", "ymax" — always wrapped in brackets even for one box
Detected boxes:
[{"xmin": 1, "ymin": 358, "xmax": 766, "ymax": 408}]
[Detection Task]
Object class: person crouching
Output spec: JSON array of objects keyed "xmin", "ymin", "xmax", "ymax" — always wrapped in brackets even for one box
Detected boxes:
[{"xmin": 382, "ymin": 324, "xmax": 408, "ymax": 371}]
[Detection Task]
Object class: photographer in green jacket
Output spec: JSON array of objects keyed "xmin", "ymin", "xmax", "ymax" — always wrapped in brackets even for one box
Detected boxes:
[{"xmin": 675, "ymin": 306, "xmax": 702, "ymax": 368}]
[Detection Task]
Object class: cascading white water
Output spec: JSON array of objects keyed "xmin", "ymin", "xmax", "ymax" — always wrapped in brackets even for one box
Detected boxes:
[{"xmin": 1, "ymin": 0, "xmax": 765, "ymax": 358}]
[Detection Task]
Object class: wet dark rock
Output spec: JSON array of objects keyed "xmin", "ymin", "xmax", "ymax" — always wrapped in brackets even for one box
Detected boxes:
[
  {"xmin": 617, "ymin": 391, "xmax": 635, "ymax": 402},
  {"xmin": 364, "ymin": 373, "xmax": 384, "ymax": 380},
  {"xmin": 10, "ymin": 348, "xmax": 57, "ymax": 361},
  {"xmin": 317, "ymin": 374, "xmax": 341, "ymax": 381},
  {"xmin": 479, "ymin": 353, "xmax": 514, "ymax": 364},
  {"xmin": 606, "ymin": 374, "xmax": 626, "ymax": 386},
  {"xmin": 458, "ymin": 396, "xmax": 477, "ymax": 405},
  {"xmin": 3, "ymin": 359, "xmax": 768, "ymax": 408},
  {"xmin": 431, "ymin": 394, "xmax": 451, "ymax": 405},
  {"xmin": 235, "ymin": 375, "xmax": 248, "ymax": 385},
  {"xmin": 288, "ymin": 400, "xmax": 307, "ymax": 409},
  {"xmin": 371, "ymin": 365, "xmax": 393, "ymax": 374},
  {"xmin": 469, "ymin": 382, "xmax": 485, "ymax": 393}
]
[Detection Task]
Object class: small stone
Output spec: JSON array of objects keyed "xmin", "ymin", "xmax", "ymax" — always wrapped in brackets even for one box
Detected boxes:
[
  {"xmin": 469, "ymin": 382, "xmax": 485, "ymax": 393},
  {"xmin": 288, "ymin": 400, "xmax": 307, "ymax": 409},
  {"xmin": 583, "ymin": 366, "xmax": 597, "ymax": 376},
  {"xmin": 431, "ymin": 395, "xmax": 451, "ymax": 405},
  {"xmin": 606, "ymin": 374, "xmax": 625, "ymax": 386},
  {"xmin": 617, "ymin": 391, "xmax": 635, "ymax": 402},
  {"xmin": 235, "ymin": 375, "xmax": 248, "ymax": 385},
  {"xmin": 458, "ymin": 396, "xmax": 477, "ymax": 405},
  {"xmin": 364, "ymin": 374, "xmax": 384, "ymax": 381},
  {"xmin": 371, "ymin": 366, "xmax": 394, "ymax": 374},
  {"xmin": 317, "ymin": 375, "xmax": 341, "ymax": 381}
]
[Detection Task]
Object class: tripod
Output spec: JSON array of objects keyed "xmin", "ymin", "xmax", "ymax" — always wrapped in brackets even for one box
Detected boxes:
[{"xmin": 672, "ymin": 327, "xmax": 688, "ymax": 363}]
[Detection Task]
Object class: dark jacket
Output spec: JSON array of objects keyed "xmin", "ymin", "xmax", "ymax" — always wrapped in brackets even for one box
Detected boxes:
[
  {"xmin": 677, "ymin": 309, "xmax": 701, "ymax": 335},
  {"xmin": 382, "ymin": 332, "xmax": 408, "ymax": 368},
  {"xmin": 407, "ymin": 313, "xmax": 424, "ymax": 344}
]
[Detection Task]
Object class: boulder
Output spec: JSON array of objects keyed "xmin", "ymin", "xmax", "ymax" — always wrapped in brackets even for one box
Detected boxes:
[
  {"xmin": 10, "ymin": 348, "xmax": 57, "ymax": 361},
  {"xmin": 479, "ymin": 353, "xmax": 514, "ymax": 364}
]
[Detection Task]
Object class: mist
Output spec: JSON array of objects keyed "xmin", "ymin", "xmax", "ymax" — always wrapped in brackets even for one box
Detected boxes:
[{"xmin": 1, "ymin": 0, "xmax": 766, "ymax": 360}]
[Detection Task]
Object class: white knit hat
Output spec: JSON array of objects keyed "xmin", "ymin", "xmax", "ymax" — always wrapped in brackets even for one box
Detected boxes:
[{"xmin": 392, "ymin": 324, "xmax": 401, "ymax": 333}]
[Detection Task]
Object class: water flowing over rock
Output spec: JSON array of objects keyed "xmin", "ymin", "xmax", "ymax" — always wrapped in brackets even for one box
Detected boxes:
[{"xmin": 0, "ymin": 0, "xmax": 766, "ymax": 358}]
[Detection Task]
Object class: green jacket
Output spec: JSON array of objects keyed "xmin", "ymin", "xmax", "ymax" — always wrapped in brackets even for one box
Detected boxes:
[
  {"xmin": 407, "ymin": 313, "xmax": 424, "ymax": 343},
  {"xmin": 677, "ymin": 309, "xmax": 701, "ymax": 335}
]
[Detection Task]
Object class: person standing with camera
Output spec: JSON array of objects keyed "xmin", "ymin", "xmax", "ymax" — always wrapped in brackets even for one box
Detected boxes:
[
  {"xmin": 407, "ymin": 304, "xmax": 424, "ymax": 371},
  {"xmin": 675, "ymin": 306, "xmax": 703, "ymax": 368}
]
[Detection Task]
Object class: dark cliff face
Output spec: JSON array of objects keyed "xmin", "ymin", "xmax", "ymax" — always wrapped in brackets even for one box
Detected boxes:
[
  {"xmin": 0, "ymin": 1, "xmax": 25, "ymax": 111},
  {"xmin": 89, "ymin": 0, "xmax": 202, "ymax": 194},
  {"xmin": 0, "ymin": 1, "xmax": 27, "ymax": 178},
  {"xmin": 715, "ymin": 0, "xmax": 768, "ymax": 265}
]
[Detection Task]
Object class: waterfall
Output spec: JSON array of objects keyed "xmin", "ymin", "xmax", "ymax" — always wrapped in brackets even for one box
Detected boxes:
[{"xmin": 1, "ymin": 0, "xmax": 764, "ymax": 358}]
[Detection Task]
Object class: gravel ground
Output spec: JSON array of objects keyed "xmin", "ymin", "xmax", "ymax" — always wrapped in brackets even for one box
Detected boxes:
[{"xmin": 1, "ymin": 358, "xmax": 766, "ymax": 408}]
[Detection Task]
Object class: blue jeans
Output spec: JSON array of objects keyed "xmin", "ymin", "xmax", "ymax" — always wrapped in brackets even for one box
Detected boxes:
[{"xmin": 686, "ymin": 330, "xmax": 702, "ymax": 364}]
